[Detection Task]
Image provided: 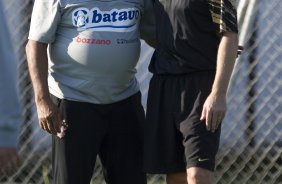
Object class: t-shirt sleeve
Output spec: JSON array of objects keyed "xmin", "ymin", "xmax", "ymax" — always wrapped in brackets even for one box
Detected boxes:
[
  {"xmin": 28, "ymin": 0, "xmax": 61, "ymax": 43},
  {"xmin": 207, "ymin": 0, "xmax": 238, "ymax": 34},
  {"xmin": 140, "ymin": 0, "xmax": 156, "ymax": 42}
]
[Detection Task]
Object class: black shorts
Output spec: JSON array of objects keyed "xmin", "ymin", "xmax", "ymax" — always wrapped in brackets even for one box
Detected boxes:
[
  {"xmin": 51, "ymin": 92, "xmax": 146, "ymax": 184},
  {"xmin": 144, "ymin": 72, "xmax": 221, "ymax": 173}
]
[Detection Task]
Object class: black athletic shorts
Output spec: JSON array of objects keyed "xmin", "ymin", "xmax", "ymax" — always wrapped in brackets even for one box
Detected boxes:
[
  {"xmin": 51, "ymin": 92, "xmax": 146, "ymax": 184},
  {"xmin": 144, "ymin": 71, "xmax": 221, "ymax": 173}
]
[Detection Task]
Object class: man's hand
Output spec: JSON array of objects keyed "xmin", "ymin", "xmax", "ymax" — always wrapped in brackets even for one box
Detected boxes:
[
  {"xmin": 36, "ymin": 98, "xmax": 62, "ymax": 135},
  {"xmin": 0, "ymin": 147, "xmax": 21, "ymax": 177},
  {"xmin": 200, "ymin": 32, "xmax": 238, "ymax": 132},
  {"xmin": 200, "ymin": 93, "xmax": 226, "ymax": 132}
]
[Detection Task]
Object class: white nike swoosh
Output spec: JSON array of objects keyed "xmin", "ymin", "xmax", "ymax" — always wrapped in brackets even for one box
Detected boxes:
[{"xmin": 198, "ymin": 158, "xmax": 209, "ymax": 162}]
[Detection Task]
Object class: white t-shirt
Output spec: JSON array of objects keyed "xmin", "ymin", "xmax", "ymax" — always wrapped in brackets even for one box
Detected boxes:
[{"xmin": 28, "ymin": 0, "xmax": 155, "ymax": 104}]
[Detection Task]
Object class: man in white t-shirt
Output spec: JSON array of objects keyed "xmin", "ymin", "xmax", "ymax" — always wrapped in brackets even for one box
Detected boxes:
[{"xmin": 26, "ymin": 0, "xmax": 155, "ymax": 183}]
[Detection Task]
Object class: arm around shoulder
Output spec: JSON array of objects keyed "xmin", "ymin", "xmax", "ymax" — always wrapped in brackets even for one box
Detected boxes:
[{"xmin": 140, "ymin": 0, "xmax": 157, "ymax": 48}]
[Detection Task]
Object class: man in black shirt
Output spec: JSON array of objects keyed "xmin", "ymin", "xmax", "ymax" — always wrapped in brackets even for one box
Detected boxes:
[{"xmin": 144, "ymin": 0, "xmax": 239, "ymax": 183}]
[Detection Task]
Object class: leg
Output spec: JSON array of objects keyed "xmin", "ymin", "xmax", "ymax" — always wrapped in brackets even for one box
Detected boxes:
[
  {"xmin": 51, "ymin": 97, "xmax": 106, "ymax": 184},
  {"xmin": 99, "ymin": 92, "xmax": 146, "ymax": 184},
  {"xmin": 178, "ymin": 72, "xmax": 219, "ymax": 184},
  {"xmin": 166, "ymin": 172, "xmax": 188, "ymax": 184},
  {"xmin": 187, "ymin": 167, "xmax": 214, "ymax": 184},
  {"xmin": 144, "ymin": 75, "xmax": 187, "ymax": 174}
]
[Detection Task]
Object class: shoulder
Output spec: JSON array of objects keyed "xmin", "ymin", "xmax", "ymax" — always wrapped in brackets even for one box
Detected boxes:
[
  {"xmin": 207, "ymin": 0, "xmax": 237, "ymax": 6},
  {"xmin": 207, "ymin": 0, "xmax": 237, "ymax": 12},
  {"xmin": 207, "ymin": 0, "xmax": 238, "ymax": 34}
]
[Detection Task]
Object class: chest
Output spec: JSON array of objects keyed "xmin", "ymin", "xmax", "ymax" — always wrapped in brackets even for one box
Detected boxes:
[
  {"xmin": 159, "ymin": 0, "xmax": 209, "ymax": 16},
  {"xmin": 59, "ymin": 0, "xmax": 144, "ymax": 30}
]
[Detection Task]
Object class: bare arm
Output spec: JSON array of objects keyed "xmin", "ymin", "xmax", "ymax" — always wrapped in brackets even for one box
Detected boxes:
[
  {"xmin": 26, "ymin": 40, "xmax": 61, "ymax": 135},
  {"xmin": 26, "ymin": 41, "xmax": 49, "ymax": 103},
  {"xmin": 200, "ymin": 32, "xmax": 238, "ymax": 132}
]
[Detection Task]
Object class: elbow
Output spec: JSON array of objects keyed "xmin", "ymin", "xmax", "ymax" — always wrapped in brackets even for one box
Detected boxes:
[
  {"xmin": 25, "ymin": 40, "xmax": 35, "ymax": 59},
  {"xmin": 25, "ymin": 41, "xmax": 32, "ymax": 65},
  {"xmin": 25, "ymin": 41, "xmax": 30, "ymax": 56}
]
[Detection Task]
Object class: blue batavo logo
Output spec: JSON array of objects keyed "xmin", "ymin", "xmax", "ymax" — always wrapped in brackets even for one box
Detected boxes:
[{"xmin": 72, "ymin": 7, "xmax": 140, "ymax": 32}]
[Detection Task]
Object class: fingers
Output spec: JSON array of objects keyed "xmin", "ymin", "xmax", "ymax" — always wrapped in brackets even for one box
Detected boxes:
[
  {"xmin": 210, "ymin": 112, "xmax": 225, "ymax": 132},
  {"xmin": 200, "ymin": 104, "xmax": 214, "ymax": 132},
  {"xmin": 36, "ymin": 99, "xmax": 64, "ymax": 135},
  {"xmin": 39, "ymin": 119, "xmax": 51, "ymax": 134},
  {"xmin": 205, "ymin": 108, "xmax": 212, "ymax": 132},
  {"xmin": 201, "ymin": 107, "xmax": 225, "ymax": 132},
  {"xmin": 211, "ymin": 113, "xmax": 222, "ymax": 132},
  {"xmin": 201, "ymin": 94, "xmax": 227, "ymax": 132},
  {"xmin": 39, "ymin": 115, "xmax": 62, "ymax": 135},
  {"xmin": 216, "ymin": 112, "xmax": 225, "ymax": 129},
  {"xmin": 48, "ymin": 116, "xmax": 63, "ymax": 134}
]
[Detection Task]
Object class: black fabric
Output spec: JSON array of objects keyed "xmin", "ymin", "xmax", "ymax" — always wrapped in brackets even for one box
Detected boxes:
[
  {"xmin": 207, "ymin": 0, "xmax": 238, "ymax": 33},
  {"xmin": 149, "ymin": 0, "xmax": 237, "ymax": 74},
  {"xmin": 51, "ymin": 92, "xmax": 146, "ymax": 184},
  {"xmin": 144, "ymin": 72, "xmax": 221, "ymax": 173}
]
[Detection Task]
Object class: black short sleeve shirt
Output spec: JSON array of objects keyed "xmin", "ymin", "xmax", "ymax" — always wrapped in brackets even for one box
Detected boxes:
[{"xmin": 149, "ymin": 0, "xmax": 238, "ymax": 74}]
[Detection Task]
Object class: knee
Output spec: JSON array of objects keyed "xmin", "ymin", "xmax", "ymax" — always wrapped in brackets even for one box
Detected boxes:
[
  {"xmin": 166, "ymin": 172, "xmax": 188, "ymax": 184},
  {"xmin": 187, "ymin": 170, "xmax": 204, "ymax": 183},
  {"xmin": 187, "ymin": 167, "xmax": 214, "ymax": 184}
]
